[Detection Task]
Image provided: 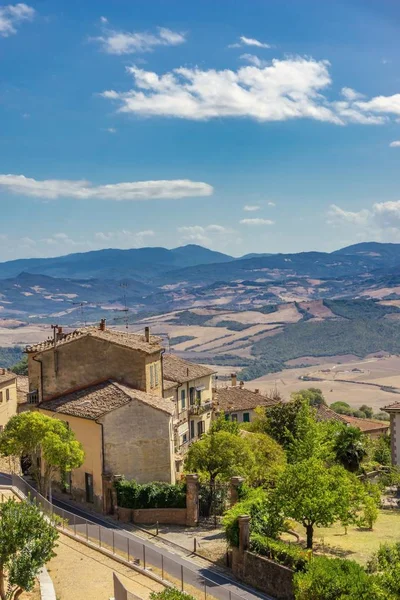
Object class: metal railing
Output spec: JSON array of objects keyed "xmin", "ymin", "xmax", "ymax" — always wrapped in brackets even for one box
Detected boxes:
[
  {"xmin": 11, "ymin": 475, "xmax": 245, "ymax": 600},
  {"xmin": 189, "ymin": 400, "xmax": 213, "ymax": 416}
]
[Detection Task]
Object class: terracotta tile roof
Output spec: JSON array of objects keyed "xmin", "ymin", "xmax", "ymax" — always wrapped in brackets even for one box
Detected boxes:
[
  {"xmin": 0, "ymin": 371, "xmax": 16, "ymax": 386},
  {"xmin": 316, "ymin": 404, "xmax": 389, "ymax": 432},
  {"xmin": 26, "ymin": 327, "xmax": 162, "ymax": 355},
  {"xmin": 39, "ymin": 380, "xmax": 174, "ymax": 420},
  {"xmin": 384, "ymin": 401, "xmax": 400, "ymax": 412},
  {"xmin": 16, "ymin": 375, "xmax": 29, "ymax": 404},
  {"xmin": 214, "ymin": 386, "xmax": 279, "ymax": 413},
  {"xmin": 163, "ymin": 354, "xmax": 216, "ymax": 385}
]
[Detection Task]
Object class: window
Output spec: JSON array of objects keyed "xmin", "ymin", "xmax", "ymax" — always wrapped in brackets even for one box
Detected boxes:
[
  {"xmin": 189, "ymin": 387, "xmax": 195, "ymax": 406},
  {"xmin": 182, "ymin": 433, "xmax": 188, "ymax": 444},
  {"xmin": 0, "ymin": 425, "xmax": 3, "ymax": 434},
  {"xmin": 224, "ymin": 413, "xmax": 230, "ymax": 421},
  {"xmin": 197, "ymin": 421, "xmax": 205, "ymax": 437},
  {"xmin": 6, "ymin": 389, "xmax": 9, "ymax": 401},
  {"xmin": 0, "ymin": 391, "xmax": 2, "ymax": 403},
  {"xmin": 243, "ymin": 412, "xmax": 250, "ymax": 423},
  {"xmin": 190, "ymin": 420, "xmax": 195, "ymax": 439},
  {"xmin": 181, "ymin": 389, "xmax": 186, "ymax": 410},
  {"xmin": 150, "ymin": 364, "xmax": 154, "ymax": 388},
  {"xmin": 196, "ymin": 389, "xmax": 201, "ymax": 403},
  {"xmin": 155, "ymin": 363, "xmax": 159, "ymax": 386},
  {"xmin": 231, "ymin": 414, "xmax": 238, "ymax": 422}
]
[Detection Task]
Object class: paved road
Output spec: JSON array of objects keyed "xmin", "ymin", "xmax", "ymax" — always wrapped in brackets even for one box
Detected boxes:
[{"xmin": 1, "ymin": 473, "xmax": 274, "ymax": 600}]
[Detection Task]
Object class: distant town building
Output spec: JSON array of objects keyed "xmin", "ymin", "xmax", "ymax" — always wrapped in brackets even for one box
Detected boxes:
[
  {"xmin": 316, "ymin": 404, "xmax": 389, "ymax": 439},
  {"xmin": 213, "ymin": 374, "xmax": 279, "ymax": 423},
  {"xmin": 0, "ymin": 369, "xmax": 17, "ymax": 433}
]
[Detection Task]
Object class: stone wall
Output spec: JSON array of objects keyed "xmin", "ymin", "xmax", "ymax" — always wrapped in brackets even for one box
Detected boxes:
[
  {"xmin": 101, "ymin": 398, "xmax": 175, "ymax": 484},
  {"xmin": 232, "ymin": 547, "xmax": 294, "ymax": 600},
  {"xmin": 118, "ymin": 507, "xmax": 188, "ymax": 525}
]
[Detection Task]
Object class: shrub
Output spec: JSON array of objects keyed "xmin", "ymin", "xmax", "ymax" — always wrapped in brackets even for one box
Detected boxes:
[
  {"xmin": 115, "ymin": 479, "xmax": 186, "ymax": 509},
  {"xmin": 250, "ymin": 533, "xmax": 308, "ymax": 571},
  {"xmin": 294, "ymin": 556, "xmax": 377, "ymax": 599},
  {"xmin": 150, "ymin": 589, "xmax": 196, "ymax": 600},
  {"xmin": 222, "ymin": 488, "xmax": 283, "ymax": 547}
]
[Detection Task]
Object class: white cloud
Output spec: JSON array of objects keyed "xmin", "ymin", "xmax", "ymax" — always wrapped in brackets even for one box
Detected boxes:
[
  {"xmin": 240, "ymin": 54, "xmax": 267, "ymax": 67},
  {"xmin": 0, "ymin": 174, "xmax": 213, "ymax": 201},
  {"xmin": 267, "ymin": 201, "xmax": 276, "ymax": 207},
  {"xmin": 94, "ymin": 26, "xmax": 186, "ymax": 55},
  {"xmin": 327, "ymin": 204, "xmax": 370, "ymax": 226},
  {"xmin": 389, "ymin": 141, "xmax": 400, "ymax": 148},
  {"xmin": 240, "ymin": 218, "xmax": 275, "ymax": 226},
  {"xmin": 103, "ymin": 58, "xmax": 342, "ymax": 123},
  {"xmin": 243, "ymin": 204, "xmax": 261, "ymax": 211},
  {"xmin": 106, "ymin": 127, "xmax": 117, "ymax": 133},
  {"xmin": 100, "ymin": 16, "xmax": 108, "ymax": 24},
  {"xmin": 102, "ymin": 56, "xmax": 400, "ymax": 126},
  {"xmin": 94, "ymin": 229, "xmax": 155, "ymax": 248},
  {"xmin": 327, "ymin": 201, "xmax": 400, "ymax": 242},
  {"xmin": 230, "ymin": 35, "xmax": 271, "ymax": 49},
  {"xmin": 0, "ymin": 3, "xmax": 35, "ymax": 37},
  {"xmin": 178, "ymin": 224, "xmax": 235, "ymax": 247}
]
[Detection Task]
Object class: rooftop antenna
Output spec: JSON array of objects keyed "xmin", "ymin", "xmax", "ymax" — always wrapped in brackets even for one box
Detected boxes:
[{"xmin": 120, "ymin": 282, "xmax": 129, "ymax": 332}]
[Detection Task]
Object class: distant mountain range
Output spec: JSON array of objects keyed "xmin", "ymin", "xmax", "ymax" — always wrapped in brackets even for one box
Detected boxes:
[{"xmin": 2, "ymin": 242, "xmax": 400, "ymax": 324}]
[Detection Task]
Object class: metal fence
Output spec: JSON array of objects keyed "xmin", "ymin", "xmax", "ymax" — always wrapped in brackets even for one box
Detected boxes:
[{"xmin": 11, "ymin": 475, "xmax": 245, "ymax": 600}]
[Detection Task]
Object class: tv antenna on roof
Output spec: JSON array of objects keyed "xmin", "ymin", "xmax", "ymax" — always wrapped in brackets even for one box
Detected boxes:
[{"xmin": 119, "ymin": 282, "xmax": 129, "ymax": 331}]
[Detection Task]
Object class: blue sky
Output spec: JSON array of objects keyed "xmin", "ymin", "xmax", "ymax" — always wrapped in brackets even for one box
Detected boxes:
[{"xmin": 0, "ymin": 0, "xmax": 400, "ymax": 261}]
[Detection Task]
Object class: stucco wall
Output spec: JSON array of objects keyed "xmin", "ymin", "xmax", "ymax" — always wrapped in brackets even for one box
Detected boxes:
[
  {"xmin": 38, "ymin": 408, "xmax": 103, "ymax": 509},
  {"xmin": 0, "ymin": 378, "xmax": 17, "ymax": 430},
  {"xmin": 101, "ymin": 399, "xmax": 175, "ymax": 484},
  {"xmin": 225, "ymin": 408, "xmax": 256, "ymax": 423},
  {"xmin": 391, "ymin": 413, "xmax": 400, "ymax": 465},
  {"xmin": 31, "ymin": 336, "xmax": 162, "ymax": 400}
]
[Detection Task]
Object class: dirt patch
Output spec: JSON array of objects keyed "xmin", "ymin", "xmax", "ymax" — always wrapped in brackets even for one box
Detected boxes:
[{"xmin": 47, "ymin": 533, "xmax": 164, "ymax": 600}]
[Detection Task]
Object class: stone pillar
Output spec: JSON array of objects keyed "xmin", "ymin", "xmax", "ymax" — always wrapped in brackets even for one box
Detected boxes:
[
  {"xmin": 238, "ymin": 515, "xmax": 250, "ymax": 554},
  {"xmin": 230, "ymin": 476, "xmax": 245, "ymax": 506},
  {"xmin": 186, "ymin": 474, "xmax": 199, "ymax": 526},
  {"xmin": 102, "ymin": 473, "xmax": 120, "ymax": 515}
]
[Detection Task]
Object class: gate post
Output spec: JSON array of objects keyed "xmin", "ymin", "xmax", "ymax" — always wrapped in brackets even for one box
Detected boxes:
[
  {"xmin": 186, "ymin": 474, "xmax": 199, "ymax": 526},
  {"xmin": 238, "ymin": 515, "xmax": 250, "ymax": 554}
]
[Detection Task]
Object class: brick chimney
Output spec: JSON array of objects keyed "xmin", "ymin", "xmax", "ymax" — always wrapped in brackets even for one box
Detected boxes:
[
  {"xmin": 231, "ymin": 373, "xmax": 237, "ymax": 387},
  {"xmin": 57, "ymin": 326, "xmax": 63, "ymax": 341},
  {"xmin": 99, "ymin": 319, "xmax": 106, "ymax": 331},
  {"xmin": 144, "ymin": 326, "xmax": 150, "ymax": 342},
  {"xmin": 239, "ymin": 381, "xmax": 244, "ymax": 388},
  {"xmin": 254, "ymin": 388, "xmax": 260, "ymax": 394}
]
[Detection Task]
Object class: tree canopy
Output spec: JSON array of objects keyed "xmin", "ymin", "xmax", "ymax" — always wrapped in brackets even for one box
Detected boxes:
[
  {"xmin": 333, "ymin": 426, "xmax": 368, "ymax": 472},
  {"xmin": 0, "ymin": 498, "xmax": 58, "ymax": 600},
  {"xmin": 0, "ymin": 412, "xmax": 84, "ymax": 498}
]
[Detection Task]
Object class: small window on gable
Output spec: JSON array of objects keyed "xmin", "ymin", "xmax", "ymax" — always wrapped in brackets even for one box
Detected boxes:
[{"xmin": 243, "ymin": 412, "xmax": 250, "ymax": 423}]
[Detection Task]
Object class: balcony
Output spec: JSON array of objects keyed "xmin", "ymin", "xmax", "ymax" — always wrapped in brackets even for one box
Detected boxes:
[{"xmin": 188, "ymin": 400, "xmax": 213, "ymax": 416}]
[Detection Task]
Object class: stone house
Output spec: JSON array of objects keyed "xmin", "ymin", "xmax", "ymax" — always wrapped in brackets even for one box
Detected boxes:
[
  {"xmin": 0, "ymin": 369, "xmax": 18, "ymax": 433},
  {"xmin": 26, "ymin": 321, "xmax": 177, "ymax": 511},
  {"xmin": 213, "ymin": 376, "xmax": 279, "ymax": 423},
  {"xmin": 162, "ymin": 354, "xmax": 215, "ymax": 471}
]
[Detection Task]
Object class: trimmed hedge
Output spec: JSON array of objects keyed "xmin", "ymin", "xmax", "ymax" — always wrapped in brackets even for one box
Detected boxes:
[
  {"xmin": 250, "ymin": 533, "xmax": 309, "ymax": 572},
  {"xmin": 115, "ymin": 479, "xmax": 186, "ymax": 510},
  {"xmin": 150, "ymin": 590, "xmax": 195, "ymax": 600}
]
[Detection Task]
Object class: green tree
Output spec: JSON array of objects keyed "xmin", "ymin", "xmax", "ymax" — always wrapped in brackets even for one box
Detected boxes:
[
  {"xmin": 292, "ymin": 388, "xmax": 326, "ymax": 406},
  {"xmin": 271, "ymin": 458, "xmax": 363, "ymax": 549},
  {"xmin": 286, "ymin": 401, "xmax": 335, "ymax": 464},
  {"xmin": 185, "ymin": 430, "xmax": 254, "ymax": 485},
  {"xmin": 0, "ymin": 412, "xmax": 84, "ymax": 500},
  {"xmin": 373, "ymin": 435, "xmax": 391, "ymax": 466},
  {"xmin": 253, "ymin": 395, "xmax": 304, "ymax": 449},
  {"xmin": 210, "ymin": 413, "xmax": 240, "ymax": 435},
  {"xmin": 10, "ymin": 356, "xmax": 28, "ymax": 376},
  {"xmin": 0, "ymin": 498, "xmax": 58, "ymax": 600},
  {"xmin": 244, "ymin": 432, "xmax": 286, "ymax": 486},
  {"xmin": 368, "ymin": 543, "xmax": 400, "ymax": 599},
  {"xmin": 359, "ymin": 405, "xmax": 374, "ymax": 419},
  {"xmin": 333, "ymin": 426, "xmax": 368, "ymax": 472}
]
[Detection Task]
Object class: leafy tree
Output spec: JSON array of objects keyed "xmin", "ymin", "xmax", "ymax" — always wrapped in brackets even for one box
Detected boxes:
[
  {"xmin": 210, "ymin": 413, "xmax": 240, "ymax": 435},
  {"xmin": 286, "ymin": 401, "xmax": 334, "ymax": 464},
  {"xmin": 10, "ymin": 356, "xmax": 28, "ymax": 376},
  {"xmin": 373, "ymin": 435, "xmax": 391, "ymax": 466},
  {"xmin": 243, "ymin": 432, "xmax": 286, "ymax": 486},
  {"xmin": 185, "ymin": 430, "xmax": 254, "ymax": 485},
  {"xmin": 252, "ymin": 396, "xmax": 304, "ymax": 449},
  {"xmin": 333, "ymin": 426, "xmax": 368, "ymax": 472},
  {"xmin": 0, "ymin": 412, "xmax": 84, "ymax": 500},
  {"xmin": 368, "ymin": 543, "xmax": 400, "ymax": 599},
  {"xmin": 271, "ymin": 458, "xmax": 363, "ymax": 549},
  {"xmin": 0, "ymin": 498, "xmax": 58, "ymax": 600},
  {"xmin": 330, "ymin": 401, "xmax": 354, "ymax": 415},
  {"xmin": 292, "ymin": 388, "xmax": 326, "ymax": 406},
  {"xmin": 360, "ymin": 405, "xmax": 374, "ymax": 419}
]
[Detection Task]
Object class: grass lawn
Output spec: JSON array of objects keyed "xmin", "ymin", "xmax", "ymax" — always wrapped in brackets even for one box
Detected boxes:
[{"xmin": 282, "ymin": 509, "xmax": 400, "ymax": 565}]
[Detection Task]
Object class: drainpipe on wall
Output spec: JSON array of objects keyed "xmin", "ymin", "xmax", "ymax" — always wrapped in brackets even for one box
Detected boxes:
[{"xmin": 32, "ymin": 354, "xmax": 43, "ymax": 403}]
